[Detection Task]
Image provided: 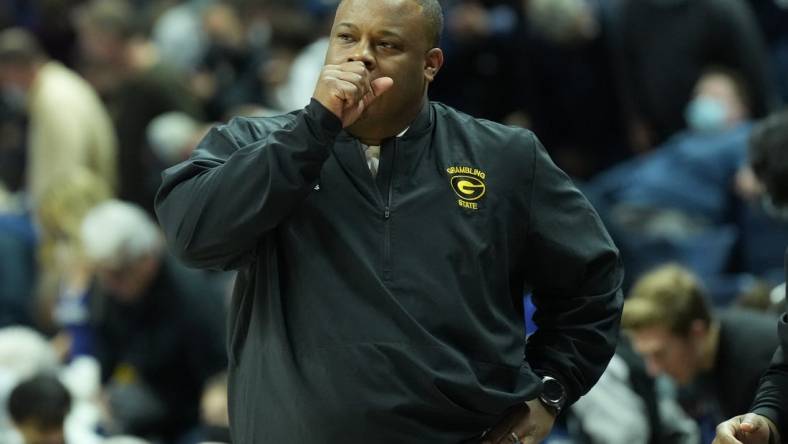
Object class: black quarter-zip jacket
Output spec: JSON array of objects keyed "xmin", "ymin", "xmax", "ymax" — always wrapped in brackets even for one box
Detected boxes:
[{"xmin": 155, "ymin": 99, "xmax": 624, "ymax": 443}]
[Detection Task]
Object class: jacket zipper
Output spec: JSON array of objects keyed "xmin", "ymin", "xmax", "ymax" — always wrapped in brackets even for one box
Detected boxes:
[{"xmin": 383, "ymin": 139, "xmax": 397, "ymax": 279}]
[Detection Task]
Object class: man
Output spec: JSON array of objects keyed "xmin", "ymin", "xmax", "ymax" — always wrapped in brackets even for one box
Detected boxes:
[
  {"xmin": 7, "ymin": 374, "xmax": 71, "ymax": 444},
  {"xmin": 713, "ymin": 112, "xmax": 788, "ymax": 444},
  {"xmin": 0, "ymin": 28, "xmax": 117, "ymax": 206},
  {"xmin": 80, "ymin": 200, "xmax": 227, "ymax": 442},
  {"xmin": 155, "ymin": 0, "xmax": 624, "ymax": 442},
  {"xmin": 622, "ymin": 264, "xmax": 779, "ymax": 421}
]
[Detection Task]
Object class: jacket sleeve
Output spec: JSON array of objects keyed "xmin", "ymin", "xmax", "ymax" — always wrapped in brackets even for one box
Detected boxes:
[
  {"xmin": 751, "ymin": 316, "xmax": 788, "ymax": 438},
  {"xmin": 154, "ymin": 100, "xmax": 342, "ymax": 270},
  {"xmin": 523, "ymin": 133, "xmax": 624, "ymax": 405}
]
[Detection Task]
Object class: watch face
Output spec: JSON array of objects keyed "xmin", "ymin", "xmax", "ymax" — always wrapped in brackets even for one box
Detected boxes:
[{"xmin": 542, "ymin": 378, "xmax": 565, "ymax": 404}]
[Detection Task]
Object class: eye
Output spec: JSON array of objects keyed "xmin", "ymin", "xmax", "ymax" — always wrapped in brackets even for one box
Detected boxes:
[
  {"xmin": 337, "ymin": 33, "xmax": 354, "ymax": 42},
  {"xmin": 378, "ymin": 41, "xmax": 400, "ymax": 50}
]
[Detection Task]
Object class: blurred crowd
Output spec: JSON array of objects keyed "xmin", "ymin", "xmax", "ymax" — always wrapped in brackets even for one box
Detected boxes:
[{"xmin": 0, "ymin": 0, "xmax": 786, "ymax": 443}]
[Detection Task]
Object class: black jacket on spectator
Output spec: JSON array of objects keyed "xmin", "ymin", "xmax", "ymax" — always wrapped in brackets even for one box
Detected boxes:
[
  {"xmin": 92, "ymin": 256, "xmax": 227, "ymax": 441},
  {"xmin": 711, "ymin": 309, "xmax": 780, "ymax": 419},
  {"xmin": 156, "ymin": 100, "xmax": 624, "ymax": 443},
  {"xmin": 751, "ymin": 249, "xmax": 788, "ymax": 439}
]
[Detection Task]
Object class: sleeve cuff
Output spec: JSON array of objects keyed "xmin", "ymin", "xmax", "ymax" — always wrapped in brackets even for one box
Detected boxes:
[
  {"xmin": 305, "ymin": 98, "xmax": 343, "ymax": 139},
  {"xmin": 752, "ymin": 406, "xmax": 783, "ymax": 443}
]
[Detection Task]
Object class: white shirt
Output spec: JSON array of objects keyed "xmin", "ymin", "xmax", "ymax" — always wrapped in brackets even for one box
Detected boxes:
[{"xmin": 360, "ymin": 127, "xmax": 409, "ymax": 177}]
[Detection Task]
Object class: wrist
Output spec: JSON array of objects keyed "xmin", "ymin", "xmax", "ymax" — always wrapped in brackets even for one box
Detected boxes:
[
  {"xmin": 765, "ymin": 417, "xmax": 780, "ymax": 444},
  {"xmin": 537, "ymin": 375, "xmax": 566, "ymax": 416}
]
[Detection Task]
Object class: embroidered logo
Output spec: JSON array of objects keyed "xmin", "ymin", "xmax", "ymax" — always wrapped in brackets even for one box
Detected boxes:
[{"xmin": 447, "ymin": 166, "xmax": 486, "ymax": 210}]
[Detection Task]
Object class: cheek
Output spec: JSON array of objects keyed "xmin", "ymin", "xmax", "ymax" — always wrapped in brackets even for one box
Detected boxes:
[{"xmin": 670, "ymin": 347, "xmax": 695, "ymax": 373}]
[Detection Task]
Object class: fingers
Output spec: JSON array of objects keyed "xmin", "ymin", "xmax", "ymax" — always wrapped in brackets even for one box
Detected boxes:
[
  {"xmin": 481, "ymin": 404, "xmax": 533, "ymax": 444},
  {"xmin": 323, "ymin": 69, "xmax": 370, "ymax": 107},
  {"xmin": 712, "ymin": 420, "xmax": 744, "ymax": 444},
  {"xmin": 313, "ymin": 61, "xmax": 393, "ymax": 127},
  {"xmin": 713, "ymin": 414, "xmax": 764, "ymax": 444},
  {"xmin": 480, "ymin": 408, "xmax": 521, "ymax": 444}
]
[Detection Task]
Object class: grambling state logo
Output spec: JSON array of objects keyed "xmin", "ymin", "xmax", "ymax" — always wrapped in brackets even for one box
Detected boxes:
[{"xmin": 447, "ymin": 166, "xmax": 486, "ymax": 210}]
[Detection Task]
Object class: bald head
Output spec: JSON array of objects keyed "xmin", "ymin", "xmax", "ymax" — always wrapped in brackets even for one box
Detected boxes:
[{"xmin": 339, "ymin": 0, "xmax": 443, "ymax": 48}]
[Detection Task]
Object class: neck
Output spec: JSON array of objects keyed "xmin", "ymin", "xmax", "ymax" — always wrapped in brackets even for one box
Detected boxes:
[{"xmin": 699, "ymin": 321, "xmax": 720, "ymax": 372}]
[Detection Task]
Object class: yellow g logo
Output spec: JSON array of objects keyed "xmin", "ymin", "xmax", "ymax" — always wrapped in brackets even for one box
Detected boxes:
[{"xmin": 450, "ymin": 175, "xmax": 486, "ymax": 201}]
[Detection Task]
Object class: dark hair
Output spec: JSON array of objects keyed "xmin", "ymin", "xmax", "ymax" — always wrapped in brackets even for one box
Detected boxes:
[
  {"xmin": 0, "ymin": 28, "xmax": 45, "ymax": 66},
  {"xmin": 750, "ymin": 111, "xmax": 788, "ymax": 207},
  {"xmin": 413, "ymin": 0, "xmax": 444, "ymax": 48},
  {"xmin": 7, "ymin": 374, "xmax": 72, "ymax": 428}
]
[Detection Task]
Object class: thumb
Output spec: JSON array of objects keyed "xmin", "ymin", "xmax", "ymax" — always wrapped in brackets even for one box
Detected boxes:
[
  {"xmin": 740, "ymin": 413, "xmax": 763, "ymax": 433},
  {"xmin": 371, "ymin": 76, "xmax": 394, "ymax": 97}
]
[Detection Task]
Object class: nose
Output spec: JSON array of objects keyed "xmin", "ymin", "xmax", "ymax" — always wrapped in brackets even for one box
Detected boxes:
[{"xmin": 347, "ymin": 40, "xmax": 375, "ymax": 71}]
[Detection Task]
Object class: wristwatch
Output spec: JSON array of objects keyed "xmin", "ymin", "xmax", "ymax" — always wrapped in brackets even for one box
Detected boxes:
[{"xmin": 538, "ymin": 375, "xmax": 567, "ymax": 416}]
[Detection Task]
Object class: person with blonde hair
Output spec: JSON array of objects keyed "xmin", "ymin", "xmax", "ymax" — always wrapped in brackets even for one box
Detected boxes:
[
  {"xmin": 33, "ymin": 168, "xmax": 112, "ymax": 346},
  {"xmin": 623, "ymin": 264, "xmax": 778, "ymax": 422}
]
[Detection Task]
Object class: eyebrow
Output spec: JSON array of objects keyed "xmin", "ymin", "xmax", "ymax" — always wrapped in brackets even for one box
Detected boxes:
[{"xmin": 335, "ymin": 22, "xmax": 404, "ymax": 39}]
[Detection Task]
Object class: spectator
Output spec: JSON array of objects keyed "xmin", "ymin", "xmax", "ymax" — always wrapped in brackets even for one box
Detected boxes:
[
  {"xmin": 0, "ymin": 27, "xmax": 117, "ymax": 207},
  {"xmin": 585, "ymin": 68, "xmax": 755, "ymax": 294},
  {"xmin": 711, "ymin": 110, "xmax": 788, "ymax": 444},
  {"xmin": 623, "ymin": 264, "xmax": 779, "ymax": 423},
  {"xmin": 0, "ymin": 327, "xmax": 58, "ymax": 444},
  {"xmin": 749, "ymin": 110, "xmax": 788, "ymax": 217},
  {"xmin": 34, "ymin": 168, "xmax": 112, "ymax": 351},
  {"xmin": 80, "ymin": 200, "xmax": 226, "ymax": 442},
  {"xmin": 7, "ymin": 374, "xmax": 71, "ymax": 444}
]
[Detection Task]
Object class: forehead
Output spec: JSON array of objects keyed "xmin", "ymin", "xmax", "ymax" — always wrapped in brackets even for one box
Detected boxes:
[
  {"xmin": 629, "ymin": 325, "xmax": 683, "ymax": 353},
  {"xmin": 698, "ymin": 74, "xmax": 737, "ymax": 96},
  {"xmin": 334, "ymin": 0, "xmax": 426, "ymax": 34}
]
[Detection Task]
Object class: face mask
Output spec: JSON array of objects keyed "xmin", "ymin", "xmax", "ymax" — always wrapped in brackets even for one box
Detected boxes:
[{"xmin": 685, "ymin": 96, "xmax": 729, "ymax": 133}]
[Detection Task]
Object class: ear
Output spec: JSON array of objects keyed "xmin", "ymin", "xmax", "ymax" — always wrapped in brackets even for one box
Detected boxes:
[{"xmin": 424, "ymin": 48, "xmax": 444, "ymax": 82}]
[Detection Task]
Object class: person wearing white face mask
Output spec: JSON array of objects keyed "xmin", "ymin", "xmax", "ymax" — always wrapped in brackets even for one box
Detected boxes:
[
  {"xmin": 685, "ymin": 68, "xmax": 752, "ymax": 134},
  {"xmin": 584, "ymin": 66, "xmax": 764, "ymax": 294}
]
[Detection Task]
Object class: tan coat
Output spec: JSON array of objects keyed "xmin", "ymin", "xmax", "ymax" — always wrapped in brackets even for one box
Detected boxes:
[{"xmin": 27, "ymin": 61, "xmax": 118, "ymax": 203}]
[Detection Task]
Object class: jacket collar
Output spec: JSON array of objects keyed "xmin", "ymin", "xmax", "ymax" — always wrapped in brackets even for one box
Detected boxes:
[{"xmin": 335, "ymin": 100, "xmax": 433, "ymax": 144}]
